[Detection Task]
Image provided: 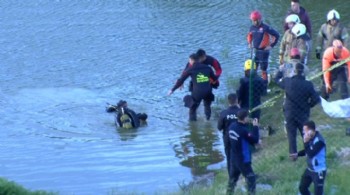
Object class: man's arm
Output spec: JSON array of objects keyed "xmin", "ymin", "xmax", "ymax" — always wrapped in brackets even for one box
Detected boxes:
[
  {"xmin": 267, "ymin": 26, "xmax": 280, "ymax": 48},
  {"xmin": 217, "ymin": 111, "xmax": 225, "ymax": 131},
  {"xmin": 305, "ymin": 141, "xmax": 325, "ymax": 158}
]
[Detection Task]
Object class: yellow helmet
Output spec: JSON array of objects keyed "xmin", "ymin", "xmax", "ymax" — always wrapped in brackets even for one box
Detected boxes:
[{"xmin": 244, "ymin": 59, "xmax": 256, "ymax": 71}]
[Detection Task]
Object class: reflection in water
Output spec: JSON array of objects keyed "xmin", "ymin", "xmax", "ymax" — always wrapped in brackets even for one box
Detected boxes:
[
  {"xmin": 173, "ymin": 121, "xmax": 224, "ymax": 176},
  {"xmin": 116, "ymin": 127, "xmax": 138, "ymax": 141}
]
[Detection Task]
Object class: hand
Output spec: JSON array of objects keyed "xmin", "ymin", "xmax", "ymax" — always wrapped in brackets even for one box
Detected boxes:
[
  {"xmin": 279, "ymin": 55, "xmax": 284, "ymax": 65},
  {"xmin": 252, "ymin": 118, "xmax": 259, "ymax": 126},
  {"xmin": 316, "ymin": 52, "xmax": 321, "ymax": 59},
  {"xmin": 167, "ymin": 90, "xmax": 173, "ymax": 96},
  {"xmin": 326, "ymin": 85, "xmax": 332, "ymax": 93},
  {"xmin": 289, "ymin": 153, "xmax": 298, "ymax": 161},
  {"xmin": 264, "ymin": 46, "xmax": 272, "ymax": 50}
]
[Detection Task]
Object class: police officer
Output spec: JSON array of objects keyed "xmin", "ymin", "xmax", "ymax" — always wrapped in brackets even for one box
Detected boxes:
[
  {"xmin": 275, "ymin": 63, "xmax": 320, "ymax": 160},
  {"xmin": 298, "ymin": 120, "xmax": 327, "ymax": 195},
  {"xmin": 247, "ymin": 10, "xmax": 280, "ymax": 80},
  {"xmin": 237, "ymin": 59, "xmax": 267, "ymax": 120},
  {"xmin": 217, "ymin": 93, "xmax": 241, "ymax": 183},
  {"xmin": 316, "ymin": 9, "xmax": 349, "ymax": 59},
  {"xmin": 168, "ymin": 53, "xmax": 217, "ymax": 121},
  {"xmin": 227, "ymin": 109, "xmax": 259, "ymax": 195}
]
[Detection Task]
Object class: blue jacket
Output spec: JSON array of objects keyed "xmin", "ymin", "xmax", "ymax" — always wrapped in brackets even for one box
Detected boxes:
[
  {"xmin": 298, "ymin": 132, "xmax": 327, "ymax": 172},
  {"xmin": 229, "ymin": 121, "xmax": 259, "ymax": 163}
]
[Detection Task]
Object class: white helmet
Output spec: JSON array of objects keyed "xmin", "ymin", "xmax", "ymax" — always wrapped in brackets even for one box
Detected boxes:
[
  {"xmin": 285, "ymin": 14, "xmax": 300, "ymax": 24},
  {"xmin": 327, "ymin": 9, "xmax": 340, "ymax": 21},
  {"xmin": 291, "ymin": 23, "xmax": 306, "ymax": 37}
]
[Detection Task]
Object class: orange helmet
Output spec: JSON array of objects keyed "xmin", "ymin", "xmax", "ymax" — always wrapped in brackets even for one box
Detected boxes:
[{"xmin": 250, "ymin": 11, "xmax": 262, "ymax": 21}]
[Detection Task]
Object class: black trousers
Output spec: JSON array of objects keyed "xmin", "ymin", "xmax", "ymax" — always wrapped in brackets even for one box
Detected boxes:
[
  {"xmin": 299, "ymin": 169, "xmax": 326, "ymax": 195},
  {"xmin": 321, "ymin": 66, "xmax": 349, "ymax": 100},
  {"xmin": 189, "ymin": 92, "xmax": 214, "ymax": 121},
  {"xmin": 254, "ymin": 49, "xmax": 270, "ymax": 71},
  {"xmin": 285, "ymin": 115, "xmax": 307, "ymax": 154},
  {"xmin": 228, "ymin": 161, "xmax": 256, "ymax": 194},
  {"xmin": 223, "ymin": 131, "xmax": 233, "ymax": 180}
]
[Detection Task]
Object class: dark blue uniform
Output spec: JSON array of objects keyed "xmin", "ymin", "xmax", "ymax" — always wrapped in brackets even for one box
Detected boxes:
[
  {"xmin": 172, "ymin": 62, "xmax": 217, "ymax": 121},
  {"xmin": 237, "ymin": 73, "xmax": 267, "ymax": 119},
  {"xmin": 228, "ymin": 121, "xmax": 259, "ymax": 193},
  {"xmin": 275, "ymin": 71, "xmax": 320, "ymax": 154},
  {"xmin": 217, "ymin": 105, "xmax": 240, "ymax": 180}
]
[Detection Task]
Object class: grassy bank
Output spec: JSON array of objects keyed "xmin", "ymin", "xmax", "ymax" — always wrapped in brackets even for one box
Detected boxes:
[
  {"xmin": 170, "ymin": 86, "xmax": 350, "ymax": 195},
  {"xmin": 0, "ymin": 178, "xmax": 55, "ymax": 195}
]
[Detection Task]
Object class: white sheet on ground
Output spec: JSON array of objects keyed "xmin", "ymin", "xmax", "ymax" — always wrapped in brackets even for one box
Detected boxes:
[{"xmin": 320, "ymin": 97, "xmax": 350, "ymax": 118}]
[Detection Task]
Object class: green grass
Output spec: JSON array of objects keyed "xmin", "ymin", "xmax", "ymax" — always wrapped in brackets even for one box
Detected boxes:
[
  {"xmin": 171, "ymin": 86, "xmax": 350, "ymax": 195},
  {"xmin": 0, "ymin": 178, "xmax": 56, "ymax": 195}
]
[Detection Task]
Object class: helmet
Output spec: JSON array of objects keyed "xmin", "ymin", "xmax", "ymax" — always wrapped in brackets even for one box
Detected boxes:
[
  {"xmin": 244, "ymin": 59, "xmax": 257, "ymax": 71},
  {"xmin": 291, "ymin": 23, "xmax": 306, "ymax": 37},
  {"xmin": 285, "ymin": 14, "xmax": 300, "ymax": 24},
  {"xmin": 250, "ymin": 11, "xmax": 262, "ymax": 21},
  {"xmin": 290, "ymin": 48, "xmax": 300, "ymax": 57},
  {"xmin": 327, "ymin": 9, "xmax": 340, "ymax": 21}
]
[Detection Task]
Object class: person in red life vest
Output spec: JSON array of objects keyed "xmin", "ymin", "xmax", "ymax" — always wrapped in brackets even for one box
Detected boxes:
[
  {"xmin": 247, "ymin": 10, "xmax": 280, "ymax": 80},
  {"xmin": 181, "ymin": 49, "xmax": 222, "ymax": 91},
  {"xmin": 321, "ymin": 39, "xmax": 350, "ymax": 100}
]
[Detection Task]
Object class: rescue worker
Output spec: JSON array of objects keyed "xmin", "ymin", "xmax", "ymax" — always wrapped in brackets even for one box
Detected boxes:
[
  {"xmin": 106, "ymin": 100, "xmax": 148, "ymax": 129},
  {"xmin": 316, "ymin": 9, "xmax": 349, "ymax": 59},
  {"xmin": 247, "ymin": 10, "xmax": 280, "ymax": 80},
  {"xmin": 284, "ymin": 0, "xmax": 312, "ymax": 39},
  {"xmin": 280, "ymin": 48, "xmax": 309, "ymax": 78},
  {"xmin": 237, "ymin": 59, "xmax": 267, "ymax": 120},
  {"xmin": 298, "ymin": 120, "xmax": 327, "ymax": 195},
  {"xmin": 321, "ymin": 39, "xmax": 350, "ymax": 100},
  {"xmin": 217, "ymin": 93, "xmax": 241, "ymax": 184},
  {"xmin": 279, "ymin": 14, "xmax": 301, "ymax": 65},
  {"xmin": 275, "ymin": 63, "xmax": 320, "ymax": 160},
  {"xmin": 227, "ymin": 109, "xmax": 259, "ymax": 195},
  {"xmin": 181, "ymin": 49, "xmax": 222, "ymax": 90},
  {"xmin": 168, "ymin": 53, "xmax": 217, "ymax": 121},
  {"xmin": 285, "ymin": 23, "xmax": 310, "ymax": 65}
]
